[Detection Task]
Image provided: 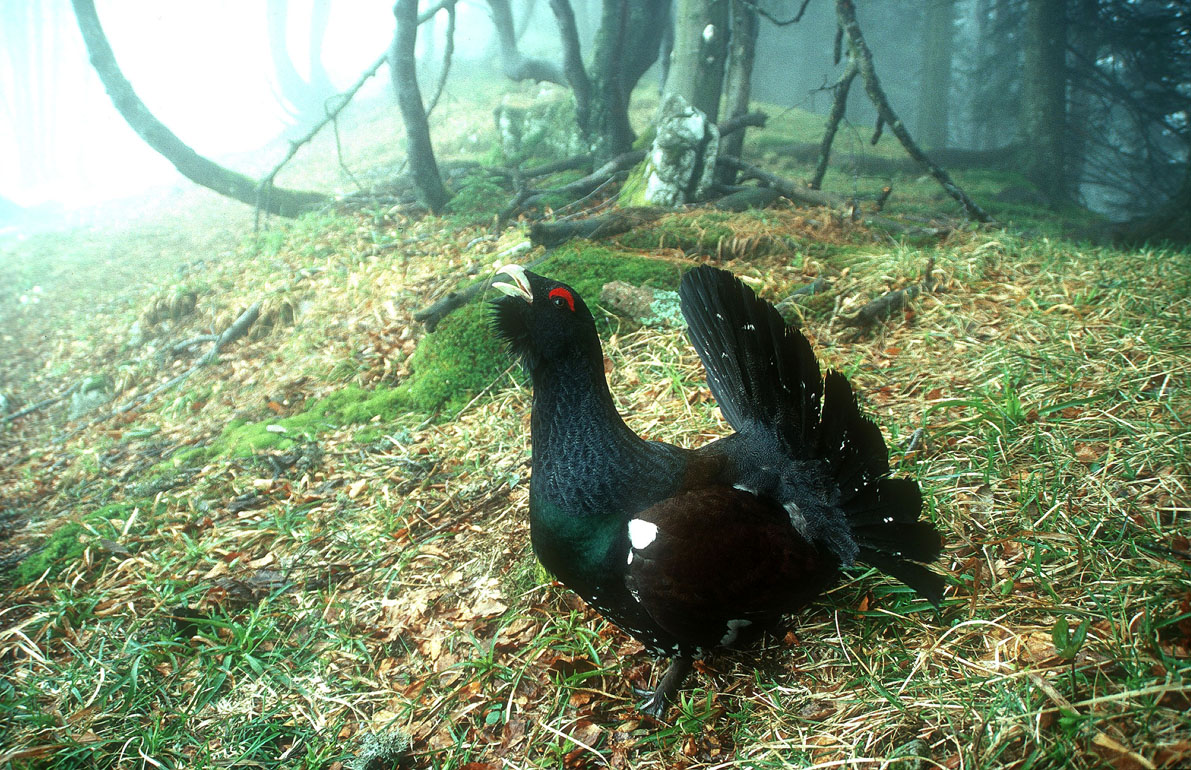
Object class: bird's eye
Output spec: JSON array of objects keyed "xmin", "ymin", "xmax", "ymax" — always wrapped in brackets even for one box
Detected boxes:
[{"xmin": 548, "ymin": 287, "xmax": 575, "ymax": 312}]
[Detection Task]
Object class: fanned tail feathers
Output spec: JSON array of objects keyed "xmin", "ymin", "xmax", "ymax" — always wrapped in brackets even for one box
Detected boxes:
[
  {"xmin": 680, "ymin": 265, "xmax": 944, "ymax": 606},
  {"xmin": 679, "ymin": 265, "xmax": 821, "ymax": 448}
]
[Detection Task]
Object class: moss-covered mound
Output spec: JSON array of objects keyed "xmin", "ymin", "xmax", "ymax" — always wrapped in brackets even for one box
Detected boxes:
[{"xmin": 397, "ymin": 241, "xmax": 685, "ymax": 415}]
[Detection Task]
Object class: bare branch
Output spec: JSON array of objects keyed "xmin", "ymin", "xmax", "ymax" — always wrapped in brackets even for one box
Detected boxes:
[
  {"xmin": 834, "ymin": 0, "xmax": 992, "ymax": 223},
  {"xmin": 425, "ymin": 1, "xmax": 457, "ymax": 117},
  {"xmin": 811, "ymin": 59, "xmax": 857, "ymax": 190}
]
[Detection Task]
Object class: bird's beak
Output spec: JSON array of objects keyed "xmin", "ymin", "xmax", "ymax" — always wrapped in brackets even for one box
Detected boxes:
[{"xmin": 492, "ymin": 264, "xmax": 533, "ymax": 303}]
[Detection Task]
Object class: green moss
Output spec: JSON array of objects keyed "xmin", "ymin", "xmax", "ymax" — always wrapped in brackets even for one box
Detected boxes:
[
  {"xmin": 618, "ymin": 160, "xmax": 650, "ymax": 207},
  {"xmin": 538, "ymin": 242, "xmax": 684, "ymax": 301},
  {"xmin": 445, "ymin": 170, "xmax": 510, "ymax": 222},
  {"xmin": 632, "ymin": 124, "xmax": 657, "ymax": 152},
  {"xmin": 11, "ymin": 503, "xmax": 137, "ymax": 585},
  {"xmin": 399, "ymin": 302, "xmax": 507, "ymax": 414},
  {"xmin": 390, "ymin": 243, "xmax": 684, "ymax": 416}
]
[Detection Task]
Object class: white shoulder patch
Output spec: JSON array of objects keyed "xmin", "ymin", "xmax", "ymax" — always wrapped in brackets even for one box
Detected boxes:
[
  {"xmin": 628, "ymin": 518, "xmax": 659, "ymax": 550},
  {"xmin": 720, "ymin": 618, "xmax": 753, "ymax": 645}
]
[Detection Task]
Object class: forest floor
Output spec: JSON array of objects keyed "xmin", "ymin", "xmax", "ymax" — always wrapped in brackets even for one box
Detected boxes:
[{"xmin": 1, "ymin": 74, "xmax": 1189, "ymax": 769}]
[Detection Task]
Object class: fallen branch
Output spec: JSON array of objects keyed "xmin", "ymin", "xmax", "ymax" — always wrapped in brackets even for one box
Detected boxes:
[
  {"xmin": 171, "ymin": 334, "xmax": 219, "ymax": 354},
  {"xmin": 414, "ymin": 248, "xmax": 544, "ymax": 332},
  {"xmin": 54, "ymin": 302, "xmax": 261, "ymax": 443},
  {"xmin": 842, "ymin": 257, "xmax": 936, "ymax": 331},
  {"xmin": 775, "ymin": 277, "xmax": 829, "ymax": 312},
  {"xmin": 719, "ymin": 156, "xmax": 948, "ymax": 236},
  {"xmin": 523, "ymin": 150, "xmax": 646, "ymax": 209},
  {"xmin": 501, "ymin": 150, "xmax": 646, "ymax": 221},
  {"xmin": 0, "ymin": 382, "xmax": 82, "ymax": 425},
  {"xmin": 201, "ymin": 302, "xmax": 261, "ymax": 365},
  {"xmin": 529, "ymin": 206, "xmax": 665, "ymax": 247},
  {"xmin": 718, "ymin": 155, "xmax": 845, "ymax": 209}
]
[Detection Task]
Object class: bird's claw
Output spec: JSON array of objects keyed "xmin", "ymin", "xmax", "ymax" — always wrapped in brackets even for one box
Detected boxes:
[{"xmin": 633, "ymin": 687, "xmax": 668, "ymax": 719}]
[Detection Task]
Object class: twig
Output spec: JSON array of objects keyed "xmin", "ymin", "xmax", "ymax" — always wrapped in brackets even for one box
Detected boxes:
[
  {"xmin": 901, "ymin": 427, "xmax": 926, "ymax": 455},
  {"xmin": 740, "ymin": 0, "xmax": 812, "ymax": 26},
  {"xmin": 414, "ymin": 249, "xmax": 545, "ymax": 332}
]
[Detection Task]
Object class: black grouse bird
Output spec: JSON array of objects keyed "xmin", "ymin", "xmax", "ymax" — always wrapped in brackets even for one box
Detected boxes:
[{"xmin": 491, "ymin": 263, "xmax": 943, "ymax": 716}]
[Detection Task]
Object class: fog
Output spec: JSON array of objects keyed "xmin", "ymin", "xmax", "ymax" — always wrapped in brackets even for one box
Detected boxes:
[{"xmin": 2, "ymin": 1, "xmax": 395, "ymax": 210}]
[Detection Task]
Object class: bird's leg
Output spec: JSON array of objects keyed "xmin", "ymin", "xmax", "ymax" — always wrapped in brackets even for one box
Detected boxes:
[{"xmin": 633, "ymin": 656, "xmax": 693, "ymax": 718}]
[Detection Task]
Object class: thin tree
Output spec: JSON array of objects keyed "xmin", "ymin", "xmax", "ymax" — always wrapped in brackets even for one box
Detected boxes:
[
  {"xmin": 391, "ymin": 0, "xmax": 451, "ymax": 213},
  {"xmin": 833, "ymin": 0, "xmax": 991, "ymax": 222},
  {"xmin": 917, "ymin": 0, "xmax": 955, "ymax": 150}
]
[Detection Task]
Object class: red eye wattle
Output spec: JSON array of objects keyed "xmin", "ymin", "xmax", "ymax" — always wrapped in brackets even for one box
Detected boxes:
[{"xmin": 548, "ymin": 287, "xmax": 575, "ymax": 312}]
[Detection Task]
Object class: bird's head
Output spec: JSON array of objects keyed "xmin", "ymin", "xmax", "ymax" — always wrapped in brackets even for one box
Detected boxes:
[{"xmin": 490, "ymin": 264, "xmax": 600, "ymax": 369}]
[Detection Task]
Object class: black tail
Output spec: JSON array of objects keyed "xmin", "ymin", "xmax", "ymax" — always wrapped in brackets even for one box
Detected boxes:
[{"xmin": 680, "ymin": 266, "xmax": 944, "ymax": 606}]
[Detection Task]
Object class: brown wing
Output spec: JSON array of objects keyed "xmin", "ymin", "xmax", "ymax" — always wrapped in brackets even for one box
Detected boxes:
[{"xmin": 626, "ymin": 485, "xmax": 840, "ymax": 650}]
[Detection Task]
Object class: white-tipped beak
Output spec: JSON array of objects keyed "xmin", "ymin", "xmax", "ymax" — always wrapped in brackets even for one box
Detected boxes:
[{"xmin": 492, "ymin": 264, "xmax": 533, "ymax": 303}]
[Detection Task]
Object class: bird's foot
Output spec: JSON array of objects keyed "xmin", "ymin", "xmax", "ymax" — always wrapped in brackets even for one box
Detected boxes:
[
  {"xmin": 631, "ymin": 657, "xmax": 693, "ymax": 719},
  {"xmin": 632, "ymin": 686, "xmax": 669, "ymax": 719}
]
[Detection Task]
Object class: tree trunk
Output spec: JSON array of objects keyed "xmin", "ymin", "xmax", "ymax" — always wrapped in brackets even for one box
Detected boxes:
[
  {"xmin": 487, "ymin": 0, "xmax": 566, "ymax": 84},
  {"xmin": 583, "ymin": 0, "xmax": 669, "ymax": 161},
  {"xmin": 392, "ymin": 0, "xmax": 451, "ymax": 213},
  {"xmin": 917, "ymin": 0, "xmax": 954, "ymax": 150},
  {"xmin": 72, "ymin": 0, "xmax": 327, "ymax": 218},
  {"xmin": 666, "ymin": 0, "xmax": 730, "ymax": 121},
  {"xmin": 718, "ymin": 0, "xmax": 759, "ymax": 180},
  {"xmin": 1021, "ymin": 0, "xmax": 1067, "ymax": 203},
  {"xmin": 1112, "ymin": 159, "xmax": 1191, "ymax": 245}
]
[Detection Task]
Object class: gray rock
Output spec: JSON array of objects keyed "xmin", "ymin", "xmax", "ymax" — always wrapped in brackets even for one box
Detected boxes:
[
  {"xmin": 69, "ymin": 376, "xmax": 111, "ymax": 420},
  {"xmin": 643, "ymin": 94, "xmax": 720, "ymax": 206}
]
